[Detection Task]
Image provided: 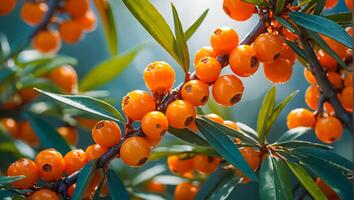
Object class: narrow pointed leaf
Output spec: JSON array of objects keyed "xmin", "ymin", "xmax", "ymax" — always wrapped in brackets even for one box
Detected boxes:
[
  {"xmin": 107, "ymin": 169, "xmax": 130, "ymax": 200},
  {"xmin": 0, "ymin": 33, "xmax": 10, "ymax": 61},
  {"xmin": 275, "ymin": 0, "xmax": 286, "ymax": 15},
  {"xmin": 153, "ymin": 175, "xmax": 186, "ymax": 185},
  {"xmin": 284, "ymin": 40, "xmax": 311, "ymax": 63},
  {"xmin": 276, "ymin": 17, "xmax": 300, "ymax": 34},
  {"xmin": 277, "ymin": 127, "xmax": 313, "ymax": 142},
  {"xmin": 276, "ymin": 140, "xmax": 332, "ymax": 150},
  {"xmin": 72, "ymin": 161, "xmax": 97, "ymax": 200},
  {"xmin": 185, "ymin": 9, "xmax": 209, "ymax": 40},
  {"xmin": 31, "ymin": 56, "xmax": 77, "ymax": 76},
  {"xmin": 0, "ymin": 176, "xmax": 24, "ymax": 185},
  {"xmin": 257, "ymin": 87, "xmax": 276, "ymax": 142},
  {"xmin": 19, "ymin": 77, "xmax": 62, "ymax": 93},
  {"xmin": 133, "ymin": 193, "xmax": 165, "ymax": 200},
  {"xmin": 131, "ymin": 165, "xmax": 166, "ymax": 186},
  {"xmin": 325, "ymin": 12, "xmax": 352, "ymax": 26},
  {"xmin": 168, "ymin": 127, "xmax": 210, "ymax": 147},
  {"xmin": 313, "ymin": 0, "xmax": 325, "ymax": 15},
  {"xmin": 0, "ymin": 68, "xmax": 15, "ymax": 84},
  {"xmin": 242, "ymin": 0, "xmax": 268, "ymax": 6},
  {"xmin": 150, "ymin": 145, "xmax": 218, "ymax": 160}
]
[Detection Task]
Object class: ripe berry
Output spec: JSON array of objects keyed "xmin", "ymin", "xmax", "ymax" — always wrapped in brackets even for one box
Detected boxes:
[
  {"xmin": 223, "ymin": 0, "xmax": 255, "ymax": 21},
  {"xmin": 253, "ymin": 33, "xmax": 283, "ymax": 63},
  {"xmin": 287, "ymin": 108, "xmax": 315, "ymax": 129},
  {"xmin": 327, "ymin": 72, "xmax": 342, "ymax": 89},
  {"xmin": 64, "ymin": 149, "xmax": 87, "ymax": 175},
  {"xmin": 143, "ymin": 61, "xmax": 175, "ymax": 95},
  {"xmin": 32, "ymin": 30, "xmax": 61, "ymax": 54},
  {"xmin": 145, "ymin": 136, "xmax": 161, "ymax": 148},
  {"xmin": 210, "ymin": 27, "xmax": 239, "ymax": 54},
  {"xmin": 194, "ymin": 46, "xmax": 216, "ymax": 65},
  {"xmin": 92, "ymin": 120, "xmax": 122, "ymax": 147},
  {"xmin": 48, "ymin": 65, "xmax": 78, "ymax": 93},
  {"xmin": 85, "ymin": 144, "xmax": 108, "ymax": 161},
  {"xmin": 205, "ymin": 113, "xmax": 224, "ymax": 124},
  {"xmin": 167, "ymin": 155, "xmax": 193, "ymax": 174},
  {"xmin": 59, "ymin": 20, "xmax": 84, "ymax": 44},
  {"xmin": 223, "ymin": 120, "xmax": 240, "ymax": 131},
  {"xmin": 315, "ymin": 178, "xmax": 340, "ymax": 199},
  {"xmin": 29, "ymin": 189, "xmax": 60, "ymax": 200},
  {"xmin": 341, "ymin": 87, "xmax": 352, "ymax": 112},
  {"xmin": 181, "ymin": 80, "xmax": 209, "ymax": 106},
  {"xmin": 20, "ymin": 2, "xmax": 47, "ymax": 26},
  {"xmin": 229, "ymin": 45, "xmax": 259, "ymax": 77},
  {"xmin": 7, "ymin": 158, "xmax": 39, "ymax": 188},
  {"xmin": 120, "ymin": 137, "xmax": 150, "ymax": 167},
  {"xmin": 193, "ymin": 155, "xmax": 220, "ymax": 174},
  {"xmin": 240, "ymin": 147, "xmax": 260, "ymax": 171},
  {"xmin": 165, "ymin": 100, "xmax": 196, "ymax": 129},
  {"xmin": 65, "ymin": 0, "xmax": 89, "ymax": 18},
  {"xmin": 0, "ymin": 0, "xmax": 16, "ymax": 16},
  {"xmin": 345, "ymin": 0, "xmax": 353, "ymax": 10},
  {"xmin": 35, "ymin": 149, "xmax": 65, "ymax": 181},
  {"xmin": 325, "ymin": 0, "xmax": 338, "ymax": 9},
  {"xmin": 174, "ymin": 182, "xmax": 199, "ymax": 200},
  {"xmin": 315, "ymin": 116, "xmax": 343, "ymax": 143},
  {"xmin": 122, "ymin": 90, "xmax": 156, "ymax": 121},
  {"xmin": 141, "ymin": 111, "xmax": 168, "ymax": 139},
  {"xmin": 324, "ymin": 102, "xmax": 335, "ymax": 115},
  {"xmin": 19, "ymin": 88, "xmax": 38, "ymax": 102},
  {"xmin": 318, "ymin": 50, "xmax": 337, "ymax": 71},
  {"xmin": 322, "ymin": 36, "xmax": 347, "ymax": 59},
  {"xmin": 1, "ymin": 117, "xmax": 18, "ymax": 137},
  {"xmin": 212, "ymin": 74, "xmax": 244, "ymax": 106},
  {"xmin": 283, "ymin": 28, "xmax": 297, "ymax": 41},
  {"xmin": 76, "ymin": 11, "xmax": 97, "ymax": 32},
  {"xmin": 18, "ymin": 121, "xmax": 39, "ymax": 147},
  {"xmin": 305, "ymin": 85, "xmax": 320, "ymax": 110},
  {"xmin": 57, "ymin": 127, "xmax": 78, "ymax": 146},
  {"xmin": 281, "ymin": 43, "xmax": 296, "ymax": 64},
  {"xmin": 344, "ymin": 73, "xmax": 352, "ymax": 87},
  {"xmin": 195, "ymin": 56, "xmax": 221, "ymax": 83},
  {"xmin": 304, "ymin": 68, "xmax": 316, "ymax": 84},
  {"xmin": 187, "ymin": 121, "xmax": 199, "ymax": 132},
  {"xmin": 263, "ymin": 58, "xmax": 293, "ymax": 84},
  {"xmin": 146, "ymin": 180, "xmax": 166, "ymax": 193}
]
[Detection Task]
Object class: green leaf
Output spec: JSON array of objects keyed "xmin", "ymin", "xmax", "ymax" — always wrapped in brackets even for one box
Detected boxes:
[
  {"xmin": 0, "ymin": 67, "xmax": 15, "ymax": 84},
  {"xmin": 275, "ymin": 0, "xmax": 286, "ymax": 15},
  {"xmin": 131, "ymin": 164, "xmax": 166, "ymax": 186},
  {"xmin": 276, "ymin": 17, "xmax": 300, "ymax": 35},
  {"xmin": 284, "ymin": 40, "xmax": 311, "ymax": 63},
  {"xmin": 168, "ymin": 127, "xmax": 210, "ymax": 147},
  {"xmin": 325, "ymin": 12, "xmax": 352, "ymax": 26},
  {"xmin": 196, "ymin": 118, "xmax": 258, "ymax": 181},
  {"xmin": 150, "ymin": 145, "xmax": 218, "ymax": 160},
  {"xmin": 18, "ymin": 77, "xmax": 62, "ymax": 93},
  {"xmin": 257, "ymin": 87, "xmax": 276, "ymax": 143},
  {"xmin": 133, "ymin": 193, "xmax": 165, "ymax": 200},
  {"xmin": 276, "ymin": 140, "xmax": 332, "ymax": 150},
  {"xmin": 185, "ymin": 9, "xmax": 209, "ymax": 40},
  {"xmin": 107, "ymin": 169, "xmax": 130, "ymax": 200},
  {"xmin": 0, "ymin": 33, "xmax": 10, "ymax": 61},
  {"xmin": 0, "ymin": 176, "xmax": 24, "ymax": 185},
  {"xmin": 277, "ymin": 127, "xmax": 313, "ymax": 142},
  {"xmin": 94, "ymin": 0, "xmax": 118, "ymax": 55},
  {"xmin": 313, "ymin": 0, "xmax": 325, "ymax": 15},
  {"xmin": 288, "ymin": 12, "xmax": 352, "ymax": 48},
  {"xmin": 153, "ymin": 175, "xmax": 186, "ymax": 185},
  {"xmin": 286, "ymin": 162, "xmax": 326, "ymax": 200},
  {"xmin": 242, "ymin": 0, "xmax": 268, "ymax": 6},
  {"xmin": 92, "ymin": 172, "xmax": 105, "ymax": 200},
  {"xmin": 0, "ymin": 189, "xmax": 25, "ymax": 199},
  {"xmin": 72, "ymin": 161, "xmax": 97, "ymax": 200},
  {"xmin": 79, "ymin": 46, "xmax": 143, "ymax": 91},
  {"xmin": 36, "ymin": 89, "xmax": 125, "ymax": 123},
  {"xmin": 30, "ymin": 56, "xmax": 77, "ymax": 77}
]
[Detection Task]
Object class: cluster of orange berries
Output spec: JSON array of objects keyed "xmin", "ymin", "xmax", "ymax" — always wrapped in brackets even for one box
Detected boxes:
[
  {"xmin": 324, "ymin": 0, "xmax": 352, "ymax": 10},
  {"xmin": 0, "ymin": 0, "xmax": 97, "ymax": 54}
]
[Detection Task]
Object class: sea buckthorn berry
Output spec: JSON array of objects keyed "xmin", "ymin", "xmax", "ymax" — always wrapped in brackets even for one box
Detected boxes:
[
  {"xmin": 187, "ymin": 121, "xmax": 199, "ymax": 132},
  {"xmin": 324, "ymin": 102, "xmax": 335, "ymax": 115},
  {"xmin": 344, "ymin": 73, "xmax": 352, "ymax": 87},
  {"xmin": 304, "ymin": 68, "xmax": 316, "ymax": 84},
  {"xmin": 19, "ymin": 88, "xmax": 38, "ymax": 102},
  {"xmin": 92, "ymin": 120, "xmax": 122, "ymax": 147},
  {"xmin": 181, "ymin": 80, "xmax": 209, "ymax": 106},
  {"xmin": 194, "ymin": 46, "xmax": 216, "ymax": 65},
  {"xmin": 7, "ymin": 158, "xmax": 39, "ymax": 188},
  {"xmin": 229, "ymin": 45, "xmax": 259, "ymax": 77},
  {"xmin": 166, "ymin": 100, "xmax": 196, "ymax": 129},
  {"xmin": 141, "ymin": 111, "xmax": 168, "ymax": 139},
  {"xmin": 322, "ymin": 36, "xmax": 347, "ymax": 59},
  {"xmin": 167, "ymin": 155, "xmax": 193, "ymax": 174},
  {"xmin": 223, "ymin": 120, "xmax": 240, "ymax": 131},
  {"xmin": 210, "ymin": 27, "xmax": 239, "ymax": 54},
  {"xmin": 240, "ymin": 147, "xmax": 260, "ymax": 171},
  {"xmin": 327, "ymin": 72, "xmax": 342, "ymax": 89},
  {"xmin": 317, "ymin": 50, "xmax": 337, "ymax": 71},
  {"xmin": 59, "ymin": 20, "xmax": 84, "ymax": 44},
  {"xmin": 205, "ymin": 113, "xmax": 224, "ymax": 124},
  {"xmin": 195, "ymin": 56, "xmax": 221, "ymax": 83},
  {"xmin": 287, "ymin": 108, "xmax": 315, "ymax": 129},
  {"xmin": 85, "ymin": 144, "xmax": 108, "ymax": 161},
  {"xmin": 193, "ymin": 155, "xmax": 220, "ymax": 174},
  {"xmin": 48, "ymin": 65, "xmax": 78, "ymax": 93},
  {"xmin": 253, "ymin": 33, "xmax": 283, "ymax": 63},
  {"xmin": 345, "ymin": 0, "xmax": 353, "ymax": 10},
  {"xmin": 143, "ymin": 61, "xmax": 175, "ymax": 95},
  {"xmin": 174, "ymin": 182, "xmax": 199, "ymax": 200},
  {"xmin": 120, "ymin": 137, "xmax": 150, "ymax": 167},
  {"xmin": 29, "ymin": 189, "xmax": 60, "ymax": 200},
  {"xmin": 145, "ymin": 136, "xmax": 161, "ymax": 148},
  {"xmin": 341, "ymin": 87, "xmax": 352, "ymax": 112},
  {"xmin": 212, "ymin": 75, "xmax": 244, "ymax": 106},
  {"xmin": 65, "ymin": 0, "xmax": 89, "ymax": 18},
  {"xmin": 281, "ymin": 43, "xmax": 296, "ymax": 64},
  {"xmin": 35, "ymin": 149, "xmax": 65, "ymax": 181},
  {"xmin": 122, "ymin": 90, "xmax": 156, "ymax": 121},
  {"xmin": 76, "ymin": 11, "xmax": 97, "ymax": 32},
  {"xmin": 20, "ymin": 2, "xmax": 47, "ymax": 26},
  {"xmin": 315, "ymin": 116, "xmax": 343, "ymax": 143},
  {"xmin": 64, "ymin": 149, "xmax": 87, "ymax": 175},
  {"xmin": 146, "ymin": 180, "xmax": 166, "ymax": 193},
  {"xmin": 1, "ymin": 117, "xmax": 18, "ymax": 137},
  {"xmin": 18, "ymin": 121, "xmax": 39, "ymax": 147},
  {"xmin": 57, "ymin": 127, "xmax": 78, "ymax": 146},
  {"xmin": 263, "ymin": 58, "xmax": 293, "ymax": 84},
  {"xmin": 315, "ymin": 178, "xmax": 340, "ymax": 200},
  {"xmin": 0, "ymin": 0, "xmax": 16, "ymax": 16},
  {"xmin": 283, "ymin": 28, "xmax": 297, "ymax": 41},
  {"xmin": 305, "ymin": 85, "xmax": 320, "ymax": 110},
  {"xmin": 223, "ymin": 0, "xmax": 255, "ymax": 21},
  {"xmin": 325, "ymin": 0, "xmax": 338, "ymax": 9},
  {"xmin": 32, "ymin": 30, "xmax": 61, "ymax": 54}
]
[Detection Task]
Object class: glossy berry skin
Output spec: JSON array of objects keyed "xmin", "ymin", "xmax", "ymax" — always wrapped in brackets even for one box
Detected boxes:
[
  {"xmin": 341, "ymin": 87, "xmax": 352, "ymax": 112},
  {"xmin": 18, "ymin": 121, "xmax": 39, "ymax": 147},
  {"xmin": 65, "ymin": 0, "xmax": 89, "ymax": 18},
  {"xmin": 141, "ymin": 111, "xmax": 168, "ymax": 139},
  {"xmin": 193, "ymin": 155, "xmax": 220, "ymax": 174},
  {"xmin": 174, "ymin": 182, "xmax": 199, "ymax": 200},
  {"xmin": 19, "ymin": 88, "xmax": 38, "ymax": 103},
  {"xmin": 20, "ymin": 3, "xmax": 47, "ymax": 26},
  {"xmin": 229, "ymin": 45, "xmax": 259, "ymax": 77},
  {"xmin": 145, "ymin": 136, "xmax": 161, "ymax": 148},
  {"xmin": 263, "ymin": 58, "xmax": 293, "ymax": 84},
  {"xmin": 281, "ymin": 43, "xmax": 296, "ymax": 64},
  {"xmin": 76, "ymin": 11, "xmax": 97, "ymax": 32},
  {"xmin": 181, "ymin": 80, "xmax": 209, "ymax": 106},
  {"xmin": 48, "ymin": 65, "xmax": 78, "ymax": 94},
  {"xmin": 304, "ymin": 68, "xmax": 316, "ymax": 84},
  {"xmin": 7, "ymin": 158, "xmax": 39, "ymax": 188},
  {"xmin": 212, "ymin": 75, "xmax": 244, "ymax": 106},
  {"xmin": 144, "ymin": 61, "xmax": 175, "ymax": 95},
  {"xmin": 287, "ymin": 108, "xmax": 315, "ymax": 129},
  {"xmin": 0, "ymin": 0, "xmax": 16, "ymax": 16},
  {"xmin": 305, "ymin": 85, "xmax": 320, "ymax": 110},
  {"xmin": 29, "ymin": 189, "xmax": 60, "ymax": 200},
  {"xmin": 223, "ymin": 0, "xmax": 255, "ymax": 21},
  {"xmin": 344, "ymin": 73, "xmax": 352, "ymax": 87},
  {"xmin": 57, "ymin": 127, "xmax": 78, "ymax": 146},
  {"xmin": 325, "ymin": 0, "xmax": 338, "ymax": 9},
  {"xmin": 165, "ymin": 100, "xmax": 196, "ymax": 129},
  {"xmin": 205, "ymin": 113, "xmax": 224, "ymax": 124},
  {"xmin": 35, "ymin": 149, "xmax": 65, "ymax": 181},
  {"xmin": 210, "ymin": 27, "xmax": 239, "ymax": 54},
  {"xmin": 64, "ymin": 149, "xmax": 87, "ymax": 175},
  {"xmin": 122, "ymin": 90, "xmax": 156, "ymax": 121},
  {"xmin": 195, "ymin": 56, "xmax": 221, "ymax": 83},
  {"xmin": 92, "ymin": 120, "xmax": 122, "ymax": 147},
  {"xmin": 32, "ymin": 30, "xmax": 61, "ymax": 54},
  {"xmin": 146, "ymin": 180, "xmax": 166, "ymax": 193},
  {"xmin": 316, "ymin": 178, "xmax": 340, "ymax": 200},
  {"xmin": 59, "ymin": 20, "xmax": 84, "ymax": 44},
  {"xmin": 253, "ymin": 33, "xmax": 283, "ymax": 63},
  {"xmin": 322, "ymin": 36, "xmax": 347, "ymax": 59},
  {"xmin": 315, "ymin": 116, "xmax": 343, "ymax": 143},
  {"xmin": 120, "ymin": 137, "xmax": 150, "ymax": 167},
  {"xmin": 240, "ymin": 147, "xmax": 260, "ymax": 171},
  {"xmin": 194, "ymin": 46, "xmax": 216, "ymax": 65},
  {"xmin": 318, "ymin": 50, "xmax": 337, "ymax": 71},
  {"xmin": 326, "ymin": 72, "xmax": 342, "ymax": 89},
  {"xmin": 85, "ymin": 144, "xmax": 108, "ymax": 161},
  {"xmin": 167, "ymin": 155, "xmax": 193, "ymax": 174},
  {"xmin": 1, "ymin": 117, "xmax": 18, "ymax": 137}
]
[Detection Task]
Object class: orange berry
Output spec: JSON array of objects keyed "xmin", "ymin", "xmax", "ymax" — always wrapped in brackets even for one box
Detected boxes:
[
  {"xmin": 223, "ymin": 0, "xmax": 255, "ymax": 21},
  {"xmin": 205, "ymin": 113, "xmax": 224, "ymax": 124},
  {"xmin": 32, "ymin": 30, "xmax": 61, "ymax": 54},
  {"xmin": 143, "ymin": 61, "xmax": 175, "ymax": 95},
  {"xmin": 21, "ymin": 2, "xmax": 47, "ymax": 26},
  {"xmin": 167, "ymin": 155, "xmax": 193, "ymax": 174},
  {"xmin": 263, "ymin": 58, "xmax": 293, "ymax": 84},
  {"xmin": 253, "ymin": 33, "xmax": 283, "ymax": 63},
  {"xmin": 287, "ymin": 108, "xmax": 315, "ymax": 129},
  {"xmin": 322, "ymin": 36, "xmax": 347, "ymax": 59},
  {"xmin": 165, "ymin": 100, "xmax": 196, "ymax": 129},
  {"xmin": 122, "ymin": 90, "xmax": 156, "ymax": 121},
  {"xmin": 318, "ymin": 50, "xmax": 337, "ymax": 71},
  {"xmin": 223, "ymin": 120, "xmax": 240, "ymax": 131},
  {"xmin": 7, "ymin": 158, "xmax": 39, "ymax": 188},
  {"xmin": 48, "ymin": 65, "xmax": 78, "ymax": 93},
  {"xmin": 29, "ymin": 189, "xmax": 60, "ymax": 200},
  {"xmin": 75, "ymin": 11, "xmax": 97, "ymax": 32},
  {"xmin": 141, "ymin": 111, "xmax": 168, "ymax": 139},
  {"xmin": 181, "ymin": 80, "xmax": 209, "ymax": 106},
  {"xmin": 145, "ymin": 136, "xmax": 162, "ymax": 148},
  {"xmin": 324, "ymin": 102, "xmax": 335, "ymax": 115},
  {"xmin": 304, "ymin": 68, "xmax": 316, "ymax": 84},
  {"xmin": 325, "ymin": 0, "xmax": 338, "ymax": 9},
  {"xmin": 18, "ymin": 121, "xmax": 39, "ymax": 147},
  {"xmin": 326, "ymin": 72, "xmax": 342, "ymax": 89},
  {"xmin": 120, "ymin": 137, "xmax": 150, "ymax": 167},
  {"xmin": 85, "ymin": 144, "xmax": 108, "ymax": 161},
  {"xmin": 344, "ymin": 73, "xmax": 352, "ymax": 87},
  {"xmin": 315, "ymin": 116, "xmax": 343, "ymax": 143},
  {"xmin": 187, "ymin": 121, "xmax": 199, "ymax": 132},
  {"xmin": 283, "ymin": 28, "xmax": 297, "ymax": 41},
  {"xmin": 35, "ymin": 149, "xmax": 65, "ymax": 181},
  {"xmin": 305, "ymin": 85, "xmax": 320, "ymax": 110},
  {"xmin": 92, "ymin": 120, "xmax": 122, "ymax": 147},
  {"xmin": 1, "ymin": 117, "xmax": 18, "ymax": 137},
  {"xmin": 195, "ymin": 56, "xmax": 221, "ymax": 83},
  {"xmin": 212, "ymin": 74, "xmax": 244, "ymax": 106},
  {"xmin": 146, "ymin": 180, "xmax": 166, "ymax": 193},
  {"xmin": 67, "ymin": 184, "xmax": 75, "ymax": 197},
  {"xmin": 59, "ymin": 20, "xmax": 84, "ymax": 44},
  {"xmin": 315, "ymin": 178, "xmax": 340, "ymax": 200},
  {"xmin": 229, "ymin": 45, "xmax": 259, "ymax": 77},
  {"xmin": 281, "ymin": 43, "xmax": 296, "ymax": 64},
  {"xmin": 193, "ymin": 155, "xmax": 220, "ymax": 174},
  {"xmin": 19, "ymin": 88, "xmax": 38, "ymax": 102},
  {"xmin": 64, "ymin": 149, "xmax": 87, "ymax": 175},
  {"xmin": 57, "ymin": 127, "xmax": 78, "ymax": 146},
  {"xmin": 0, "ymin": 0, "xmax": 16, "ymax": 16},
  {"xmin": 240, "ymin": 147, "xmax": 259, "ymax": 171},
  {"xmin": 194, "ymin": 46, "xmax": 216, "ymax": 65},
  {"xmin": 341, "ymin": 87, "xmax": 352, "ymax": 112},
  {"xmin": 210, "ymin": 27, "xmax": 239, "ymax": 54},
  {"xmin": 345, "ymin": 0, "xmax": 353, "ymax": 10},
  {"xmin": 174, "ymin": 182, "xmax": 199, "ymax": 200},
  {"xmin": 65, "ymin": 0, "xmax": 89, "ymax": 18}
]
